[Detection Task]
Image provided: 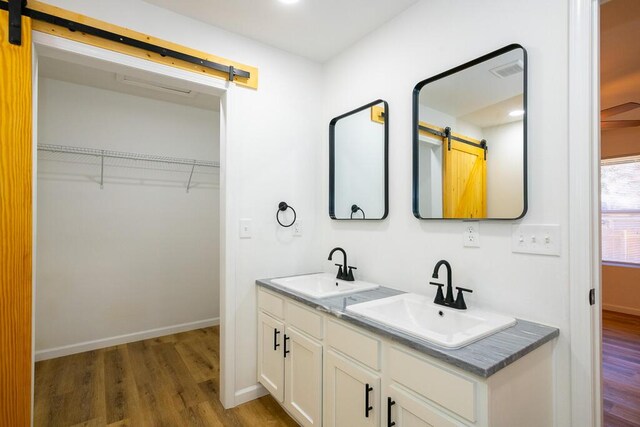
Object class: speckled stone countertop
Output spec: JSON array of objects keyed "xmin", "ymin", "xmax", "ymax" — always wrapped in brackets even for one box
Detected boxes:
[{"xmin": 256, "ymin": 276, "xmax": 559, "ymax": 378}]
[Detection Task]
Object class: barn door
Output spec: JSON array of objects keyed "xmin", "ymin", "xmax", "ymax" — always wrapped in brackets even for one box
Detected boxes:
[
  {"xmin": 443, "ymin": 138, "xmax": 486, "ymax": 219},
  {"xmin": 0, "ymin": 7, "xmax": 33, "ymax": 427}
]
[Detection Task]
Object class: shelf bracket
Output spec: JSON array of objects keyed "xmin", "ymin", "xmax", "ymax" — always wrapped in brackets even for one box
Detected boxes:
[
  {"xmin": 186, "ymin": 161, "xmax": 196, "ymax": 193},
  {"xmin": 100, "ymin": 150, "xmax": 104, "ymax": 189}
]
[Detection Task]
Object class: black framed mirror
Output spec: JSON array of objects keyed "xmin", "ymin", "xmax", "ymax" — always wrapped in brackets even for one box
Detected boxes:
[
  {"xmin": 329, "ymin": 99, "xmax": 389, "ymax": 220},
  {"xmin": 412, "ymin": 44, "xmax": 527, "ymax": 220}
]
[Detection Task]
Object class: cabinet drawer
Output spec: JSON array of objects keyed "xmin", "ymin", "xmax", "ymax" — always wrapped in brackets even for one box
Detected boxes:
[
  {"xmin": 388, "ymin": 347, "xmax": 476, "ymax": 422},
  {"xmin": 286, "ymin": 301, "xmax": 323, "ymax": 340},
  {"xmin": 326, "ymin": 320, "xmax": 380, "ymax": 370},
  {"xmin": 258, "ymin": 288, "xmax": 285, "ymax": 319}
]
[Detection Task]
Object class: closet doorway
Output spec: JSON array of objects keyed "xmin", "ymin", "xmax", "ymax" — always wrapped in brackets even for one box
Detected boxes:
[{"xmin": 31, "ymin": 36, "xmax": 233, "ymax": 425}]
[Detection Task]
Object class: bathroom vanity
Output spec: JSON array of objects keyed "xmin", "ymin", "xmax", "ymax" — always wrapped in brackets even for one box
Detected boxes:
[{"xmin": 256, "ymin": 276, "xmax": 558, "ymax": 427}]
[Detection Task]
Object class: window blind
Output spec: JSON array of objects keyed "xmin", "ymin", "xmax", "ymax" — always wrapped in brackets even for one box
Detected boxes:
[{"xmin": 602, "ymin": 156, "xmax": 640, "ymax": 264}]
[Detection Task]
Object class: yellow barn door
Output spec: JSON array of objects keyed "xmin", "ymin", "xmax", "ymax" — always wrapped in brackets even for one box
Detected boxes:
[
  {"xmin": 443, "ymin": 139, "xmax": 486, "ymax": 219},
  {"xmin": 0, "ymin": 7, "xmax": 33, "ymax": 427}
]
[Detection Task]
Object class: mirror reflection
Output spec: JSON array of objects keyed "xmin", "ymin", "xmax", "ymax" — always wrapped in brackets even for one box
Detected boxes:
[
  {"xmin": 413, "ymin": 45, "xmax": 527, "ymax": 219},
  {"xmin": 330, "ymin": 100, "xmax": 388, "ymax": 220}
]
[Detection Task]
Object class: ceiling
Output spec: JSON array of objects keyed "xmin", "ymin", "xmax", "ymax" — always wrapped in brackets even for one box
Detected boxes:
[
  {"xmin": 601, "ymin": 0, "xmax": 640, "ymax": 120},
  {"xmin": 419, "ymin": 49, "xmax": 525, "ymax": 128},
  {"xmin": 142, "ymin": 0, "xmax": 419, "ymax": 62},
  {"xmin": 38, "ymin": 56, "xmax": 220, "ymax": 111}
]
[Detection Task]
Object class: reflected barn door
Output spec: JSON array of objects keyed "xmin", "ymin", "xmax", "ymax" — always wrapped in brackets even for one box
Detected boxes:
[
  {"xmin": 0, "ymin": 8, "xmax": 33, "ymax": 427},
  {"xmin": 443, "ymin": 138, "xmax": 486, "ymax": 218}
]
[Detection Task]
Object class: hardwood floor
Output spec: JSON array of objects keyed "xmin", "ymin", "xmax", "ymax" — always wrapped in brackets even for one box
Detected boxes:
[
  {"xmin": 34, "ymin": 326, "xmax": 298, "ymax": 427},
  {"xmin": 604, "ymin": 310, "xmax": 640, "ymax": 427}
]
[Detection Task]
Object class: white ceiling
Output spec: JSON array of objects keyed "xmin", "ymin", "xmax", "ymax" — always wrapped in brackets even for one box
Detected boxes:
[
  {"xmin": 419, "ymin": 49, "xmax": 525, "ymax": 128},
  {"xmin": 142, "ymin": 0, "xmax": 420, "ymax": 62}
]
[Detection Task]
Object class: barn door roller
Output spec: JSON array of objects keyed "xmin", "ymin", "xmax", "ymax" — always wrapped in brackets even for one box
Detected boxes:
[
  {"xmin": 1, "ymin": 0, "xmax": 251, "ymax": 81},
  {"xmin": 7, "ymin": 0, "xmax": 24, "ymax": 45}
]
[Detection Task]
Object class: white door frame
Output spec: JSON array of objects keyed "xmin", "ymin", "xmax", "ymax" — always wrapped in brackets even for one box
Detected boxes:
[
  {"xmin": 568, "ymin": 0, "xmax": 601, "ymax": 425},
  {"xmin": 30, "ymin": 31, "xmax": 240, "ymax": 415}
]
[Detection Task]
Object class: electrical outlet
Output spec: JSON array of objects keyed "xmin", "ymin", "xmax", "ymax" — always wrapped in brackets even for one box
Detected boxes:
[
  {"xmin": 511, "ymin": 224, "xmax": 560, "ymax": 256},
  {"xmin": 239, "ymin": 218, "xmax": 252, "ymax": 239},
  {"xmin": 293, "ymin": 221, "xmax": 302, "ymax": 237},
  {"xmin": 463, "ymin": 223, "xmax": 480, "ymax": 248}
]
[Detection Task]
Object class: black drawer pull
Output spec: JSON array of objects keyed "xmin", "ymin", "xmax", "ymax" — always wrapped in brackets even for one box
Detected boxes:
[
  {"xmin": 273, "ymin": 328, "xmax": 280, "ymax": 351},
  {"xmin": 283, "ymin": 334, "xmax": 290, "ymax": 358},
  {"xmin": 365, "ymin": 383, "xmax": 373, "ymax": 418},
  {"xmin": 387, "ymin": 397, "xmax": 396, "ymax": 427}
]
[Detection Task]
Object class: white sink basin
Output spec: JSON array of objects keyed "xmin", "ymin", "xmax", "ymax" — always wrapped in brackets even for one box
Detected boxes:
[
  {"xmin": 346, "ymin": 293, "xmax": 516, "ymax": 349},
  {"xmin": 271, "ymin": 273, "xmax": 380, "ymax": 299}
]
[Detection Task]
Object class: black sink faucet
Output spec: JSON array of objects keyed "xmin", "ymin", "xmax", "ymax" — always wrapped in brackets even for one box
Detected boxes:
[
  {"xmin": 429, "ymin": 259, "xmax": 473, "ymax": 310},
  {"xmin": 328, "ymin": 247, "xmax": 356, "ymax": 281}
]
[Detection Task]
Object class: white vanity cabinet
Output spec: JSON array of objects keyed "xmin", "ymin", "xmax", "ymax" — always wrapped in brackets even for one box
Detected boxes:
[
  {"xmin": 257, "ymin": 287, "xmax": 554, "ymax": 427},
  {"xmin": 257, "ymin": 289, "xmax": 323, "ymax": 427},
  {"xmin": 324, "ymin": 350, "xmax": 381, "ymax": 427},
  {"xmin": 257, "ymin": 311, "xmax": 285, "ymax": 401}
]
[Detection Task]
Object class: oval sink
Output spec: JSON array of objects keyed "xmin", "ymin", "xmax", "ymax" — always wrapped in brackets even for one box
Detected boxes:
[
  {"xmin": 271, "ymin": 273, "xmax": 380, "ymax": 299},
  {"xmin": 346, "ymin": 293, "xmax": 516, "ymax": 349}
]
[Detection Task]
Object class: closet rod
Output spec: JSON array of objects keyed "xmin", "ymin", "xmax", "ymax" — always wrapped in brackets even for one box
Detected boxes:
[{"xmin": 37, "ymin": 144, "xmax": 220, "ymax": 168}]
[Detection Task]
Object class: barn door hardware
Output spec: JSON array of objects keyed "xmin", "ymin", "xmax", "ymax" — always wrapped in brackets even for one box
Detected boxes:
[
  {"xmin": 1, "ymin": 0, "xmax": 251, "ymax": 81},
  {"xmin": 418, "ymin": 123, "xmax": 489, "ymax": 159},
  {"xmin": 7, "ymin": 0, "xmax": 24, "ymax": 45}
]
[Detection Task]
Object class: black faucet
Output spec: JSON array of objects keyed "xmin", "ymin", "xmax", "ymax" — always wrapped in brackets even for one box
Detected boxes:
[
  {"xmin": 328, "ymin": 247, "xmax": 356, "ymax": 281},
  {"xmin": 429, "ymin": 259, "xmax": 473, "ymax": 310}
]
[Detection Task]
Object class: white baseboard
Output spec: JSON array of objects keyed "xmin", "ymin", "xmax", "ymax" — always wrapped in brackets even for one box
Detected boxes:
[
  {"xmin": 603, "ymin": 304, "xmax": 640, "ymax": 317},
  {"xmin": 235, "ymin": 384, "xmax": 267, "ymax": 406},
  {"xmin": 35, "ymin": 317, "xmax": 219, "ymax": 361}
]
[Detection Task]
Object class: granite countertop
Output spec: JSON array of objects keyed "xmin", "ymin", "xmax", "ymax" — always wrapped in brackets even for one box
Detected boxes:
[{"xmin": 256, "ymin": 275, "xmax": 559, "ymax": 378}]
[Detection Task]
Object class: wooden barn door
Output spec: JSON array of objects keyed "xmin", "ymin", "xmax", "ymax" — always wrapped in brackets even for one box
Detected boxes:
[
  {"xmin": 0, "ymin": 7, "xmax": 33, "ymax": 427},
  {"xmin": 443, "ymin": 139, "xmax": 486, "ymax": 219}
]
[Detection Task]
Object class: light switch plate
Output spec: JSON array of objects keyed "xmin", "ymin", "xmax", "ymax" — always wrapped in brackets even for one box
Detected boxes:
[
  {"xmin": 463, "ymin": 223, "xmax": 480, "ymax": 248},
  {"xmin": 293, "ymin": 221, "xmax": 303, "ymax": 237},
  {"xmin": 512, "ymin": 224, "xmax": 560, "ymax": 256},
  {"xmin": 239, "ymin": 218, "xmax": 252, "ymax": 239}
]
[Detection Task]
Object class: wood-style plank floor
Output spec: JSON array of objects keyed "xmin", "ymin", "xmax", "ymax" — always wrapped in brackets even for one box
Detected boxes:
[
  {"xmin": 604, "ymin": 310, "xmax": 640, "ymax": 427},
  {"xmin": 34, "ymin": 326, "xmax": 298, "ymax": 427}
]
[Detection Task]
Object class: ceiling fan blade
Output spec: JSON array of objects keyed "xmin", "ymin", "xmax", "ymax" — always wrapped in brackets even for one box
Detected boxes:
[
  {"xmin": 601, "ymin": 102, "xmax": 640, "ymax": 119},
  {"xmin": 602, "ymin": 120, "xmax": 640, "ymax": 129}
]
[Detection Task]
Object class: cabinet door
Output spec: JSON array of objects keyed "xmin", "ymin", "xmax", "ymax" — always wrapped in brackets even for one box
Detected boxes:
[
  {"xmin": 258, "ymin": 311, "xmax": 285, "ymax": 402},
  {"xmin": 324, "ymin": 350, "xmax": 380, "ymax": 427},
  {"xmin": 284, "ymin": 327, "xmax": 322, "ymax": 426},
  {"xmin": 385, "ymin": 384, "xmax": 463, "ymax": 427}
]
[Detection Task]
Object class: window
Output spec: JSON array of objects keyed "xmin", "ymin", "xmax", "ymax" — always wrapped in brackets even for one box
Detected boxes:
[{"xmin": 602, "ymin": 156, "xmax": 640, "ymax": 264}]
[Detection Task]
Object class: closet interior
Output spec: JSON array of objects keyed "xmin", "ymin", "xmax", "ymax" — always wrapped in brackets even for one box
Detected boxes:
[{"xmin": 34, "ymin": 52, "xmax": 221, "ymax": 362}]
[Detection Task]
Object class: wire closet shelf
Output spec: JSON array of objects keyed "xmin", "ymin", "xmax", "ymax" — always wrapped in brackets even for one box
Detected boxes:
[{"xmin": 37, "ymin": 144, "xmax": 220, "ymax": 192}]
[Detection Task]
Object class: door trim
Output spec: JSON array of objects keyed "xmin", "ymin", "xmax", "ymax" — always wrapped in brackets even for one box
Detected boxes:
[{"xmin": 568, "ymin": 0, "xmax": 601, "ymax": 425}]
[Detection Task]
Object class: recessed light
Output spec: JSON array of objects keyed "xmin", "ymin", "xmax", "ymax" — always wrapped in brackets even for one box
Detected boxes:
[
  {"xmin": 278, "ymin": 0, "xmax": 300, "ymax": 4},
  {"xmin": 509, "ymin": 109, "xmax": 525, "ymax": 117}
]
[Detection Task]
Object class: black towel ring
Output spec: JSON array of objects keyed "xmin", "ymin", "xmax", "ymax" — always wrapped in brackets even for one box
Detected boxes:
[
  {"xmin": 350, "ymin": 204, "xmax": 366, "ymax": 219},
  {"xmin": 277, "ymin": 202, "xmax": 297, "ymax": 227}
]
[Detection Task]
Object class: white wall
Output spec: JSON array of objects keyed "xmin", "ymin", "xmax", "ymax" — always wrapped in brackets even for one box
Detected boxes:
[
  {"xmin": 333, "ymin": 107, "xmax": 385, "ymax": 218},
  {"xmin": 321, "ymin": 1, "xmax": 570, "ymax": 425},
  {"xmin": 40, "ymin": 0, "xmax": 323, "ymax": 404},
  {"xmin": 36, "ymin": 78, "xmax": 220, "ymax": 353},
  {"xmin": 484, "ymin": 120, "xmax": 525, "ymax": 218}
]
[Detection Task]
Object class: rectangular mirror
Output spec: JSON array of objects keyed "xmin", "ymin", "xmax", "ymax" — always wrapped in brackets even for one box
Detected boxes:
[
  {"xmin": 330, "ymin": 100, "xmax": 389, "ymax": 220},
  {"xmin": 413, "ymin": 44, "xmax": 527, "ymax": 220}
]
